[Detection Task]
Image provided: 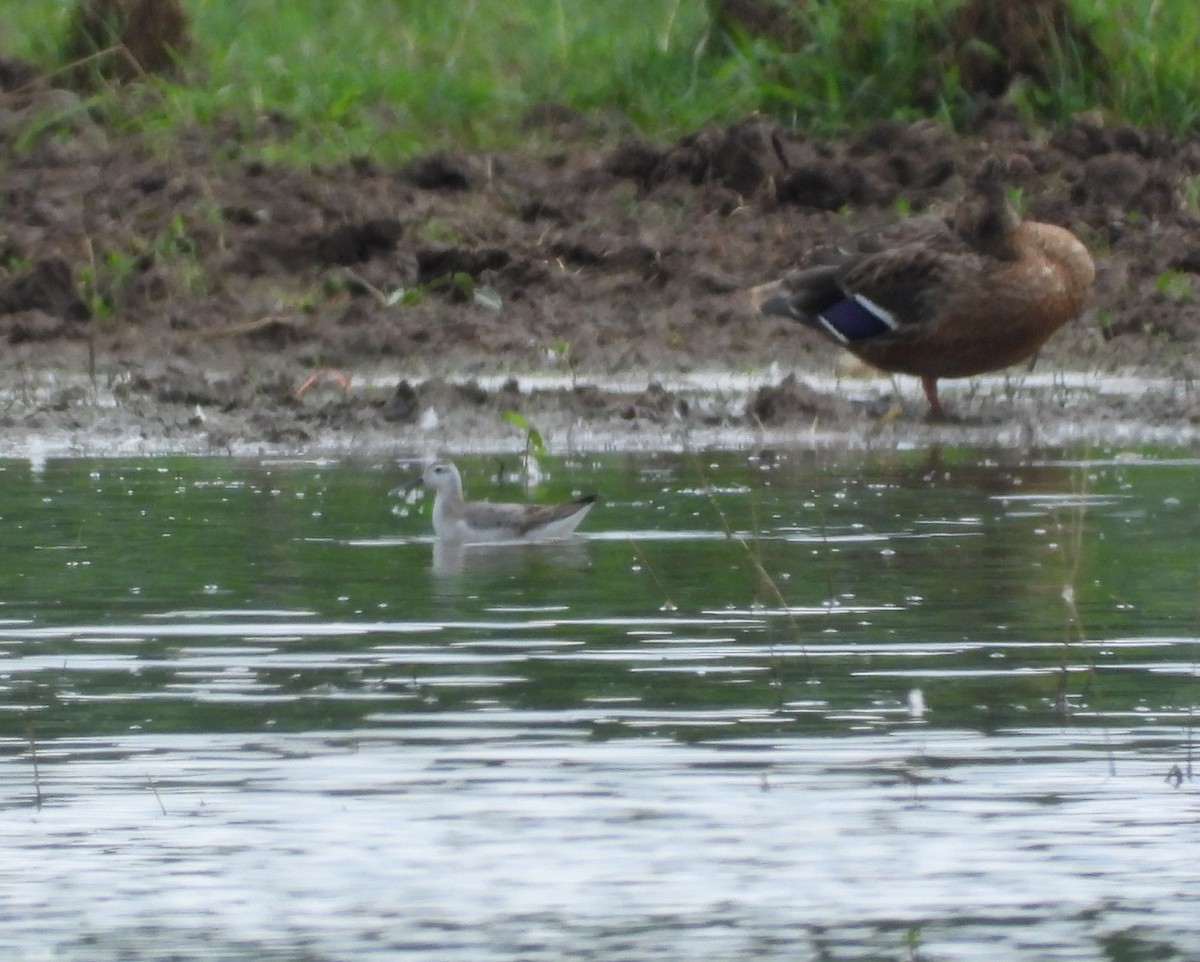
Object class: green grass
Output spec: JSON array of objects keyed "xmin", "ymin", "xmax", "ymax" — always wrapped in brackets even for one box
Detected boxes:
[{"xmin": 6, "ymin": 0, "xmax": 1200, "ymax": 164}]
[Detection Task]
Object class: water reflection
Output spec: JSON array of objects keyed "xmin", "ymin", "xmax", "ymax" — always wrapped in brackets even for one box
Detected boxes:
[
  {"xmin": 0, "ymin": 448, "xmax": 1197, "ymax": 961},
  {"xmin": 430, "ymin": 536, "xmax": 593, "ymax": 579}
]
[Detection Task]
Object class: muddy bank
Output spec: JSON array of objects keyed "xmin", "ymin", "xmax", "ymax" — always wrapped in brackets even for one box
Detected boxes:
[
  {"xmin": 3, "ymin": 359, "xmax": 1197, "ymax": 461},
  {"xmin": 1, "ymin": 85, "xmax": 1198, "ymax": 457}
]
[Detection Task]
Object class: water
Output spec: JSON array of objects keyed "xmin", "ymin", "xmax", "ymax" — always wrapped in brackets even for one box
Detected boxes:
[{"xmin": 1, "ymin": 449, "xmax": 1197, "ymax": 961}]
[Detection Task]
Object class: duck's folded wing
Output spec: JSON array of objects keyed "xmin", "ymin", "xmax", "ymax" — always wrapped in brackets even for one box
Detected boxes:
[
  {"xmin": 840, "ymin": 213, "xmax": 956, "ymax": 256},
  {"xmin": 834, "ymin": 244, "xmax": 973, "ymax": 332},
  {"xmin": 767, "ymin": 213, "xmax": 970, "ymax": 329}
]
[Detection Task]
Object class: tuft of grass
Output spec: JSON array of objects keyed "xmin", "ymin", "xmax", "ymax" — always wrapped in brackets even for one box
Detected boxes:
[
  {"xmin": 1086, "ymin": 0, "xmax": 1200, "ymax": 134},
  {"xmin": 8, "ymin": 0, "xmax": 724, "ymax": 162},
  {"xmin": 6, "ymin": 1, "xmax": 1200, "ymax": 165},
  {"xmin": 1154, "ymin": 270, "xmax": 1195, "ymax": 303},
  {"xmin": 712, "ymin": 0, "xmax": 961, "ymax": 131}
]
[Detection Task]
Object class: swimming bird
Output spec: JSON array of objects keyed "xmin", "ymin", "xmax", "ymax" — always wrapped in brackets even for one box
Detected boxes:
[
  {"xmin": 753, "ymin": 158, "xmax": 1095, "ymax": 418},
  {"xmin": 417, "ymin": 460, "xmax": 597, "ymax": 543}
]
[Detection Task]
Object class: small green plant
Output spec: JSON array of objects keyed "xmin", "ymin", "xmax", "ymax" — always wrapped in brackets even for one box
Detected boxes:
[
  {"xmin": 544, "ymin": 338, "xmax": 581, "ymax": 387},
  {"xmin": 500, "ymin": 410, "xmax": 547, "ymax": 465},
  {"xmin": 1005, "ymin": 186, "xmax": 1027, "ymax": 216},
  {"xmin": 141, "ymin": 214, "xmax": 210, "ymax": 297},
  {"xmin": 78, "ymin": 246, "xmax": 138, "ymax": 321},
  {"xmin": 287, "ymin": 280, "xmax": 329, "ymax": 313},
  {"xmin": 418, "ymin": 272, "xmax": 503, "ymax": 310},
  {"xmin": 1154, "ymin": 269, "xmax": 1194, "ymax": 302},
  {"xmin": 425, "ymin": 271, "xmax": 476, "ymax": 302},
  {"xmin": 905, "ymin": 924, "xmax": 924, "ymax": 962},
  {"xmin": 414, "ymin": 218, "xmax": 463, "ymax": 246},
  {"xmin": 337, "ymin": 268, "xmax": 500, "ymax": 310},
  {"xmin": 387, "ymin": 287, "xmax": 425, "ymax": 307},
  {"xmin": 1183, "ymin": 176, "xmax": 1200, "ymax": 213}
]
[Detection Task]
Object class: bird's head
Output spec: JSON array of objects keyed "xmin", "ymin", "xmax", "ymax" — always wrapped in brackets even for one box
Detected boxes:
[{"xmin": 954, "ymin": 156, "xmax": 1021, "ymax": 259}]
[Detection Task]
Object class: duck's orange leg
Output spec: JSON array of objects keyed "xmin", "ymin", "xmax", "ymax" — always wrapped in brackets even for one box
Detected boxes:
[{"xmin": 921, "ymin": 376, "xmax": 947, "ymax": 420}]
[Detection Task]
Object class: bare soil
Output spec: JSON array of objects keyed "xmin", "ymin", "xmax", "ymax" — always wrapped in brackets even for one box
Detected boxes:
[{"xmin": 1, "ymin": 82, "xmax": 1199, "ymax": 457}]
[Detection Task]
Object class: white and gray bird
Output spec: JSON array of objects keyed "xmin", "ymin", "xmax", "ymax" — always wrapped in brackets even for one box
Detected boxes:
[{"xmin": 417, "ymin": 460, "xmax": 597, "ymax": 543}]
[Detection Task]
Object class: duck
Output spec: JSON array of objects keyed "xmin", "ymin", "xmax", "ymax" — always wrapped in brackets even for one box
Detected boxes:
[
  {"xmin": 753, "ymin": 158, "xmax": 1095, "ymax": 418},
  {"xmin": 417, "ymin": 459, "xmax": 597, "ymax": 543}
]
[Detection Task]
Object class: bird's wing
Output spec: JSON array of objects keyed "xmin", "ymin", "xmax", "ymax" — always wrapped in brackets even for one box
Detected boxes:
[
  {"xmin": 460, "ymin": 500, "xmax": 530, "ymax": 535},
  {"xmin": 770, "ymin": 214, "xmax": 971, "ymax": 332},
  {"xmin": 839, "ymin": 213, "xmax": 956, "ymax": 256},
  {"xmin": 512, "ymin": 497, "xmax": 596, "ymax": 537},
  {"xmin": 460, "ymin": 497, "xmax": 595, "ymax": 537},
  {"xmin": 833, "ymin": 243, "xmax": 975, "ymax": 331}
]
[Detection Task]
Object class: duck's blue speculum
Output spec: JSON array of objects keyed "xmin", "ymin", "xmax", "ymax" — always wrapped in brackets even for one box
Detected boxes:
[{"xmin": 817, "ymin": 294, "xmax": 899, "ymax": 344}]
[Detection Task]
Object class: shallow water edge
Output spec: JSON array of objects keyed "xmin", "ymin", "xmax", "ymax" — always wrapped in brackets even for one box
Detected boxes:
[{"xmin": 0, "ymin": 364, "xmax": 1197, "ymax": 459}]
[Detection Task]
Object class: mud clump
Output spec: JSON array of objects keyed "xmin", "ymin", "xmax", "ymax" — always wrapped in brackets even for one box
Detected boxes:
[
  {"xmin": 0, "ymin": 55, "xmax": 41, "ymax": 93},
  {"xmin": 610, "ymin": 117, "xmax": 961, "ymax": 212},
  {"xmin": 382, "ymin": 381, "xmax": 421, "ymax": 423},
  {"xmin": 62, "ymin": 0, "xmax": 191, "ymax": 83},
  {"xmin": 0, "ymin": 257, "xmax": 91, "ymax": 324},
  {"xmin": 708, "ymin": 0, "xmax": 877, "ymax": 53},
  {"xmin": 416, "ymin": 248, "xmax": 511, "ymax": 285},
  {"xmin": 708, "ymin": 0, "xmax": 1105, "ymax": 109},
  {"xmin": 402, "ymin": 153, "xmax": 475, "ymax": 191},
  {"xmin": 749, "ymin": 374, "xmax": 858, "ymax": 425},
  {"xmin": 621, "ymin": 382, "xmax": 690, "ymax": 423},
  {"xmin": 1072, "ymin": 153, "xmax": 1176, "ymax": 217},
  {"xmin": 708, "ymin": 0, "xmax": 806, "ymax": 48},
  {"xmin": 941, "ymin": 0, "xmax": 1104, "ymax": 99},
  {"xmin": 304, "ymin": 220, "xmax": 404, "ymax": 269},
  {"xmin": 612, "ymin": 118, "xmax": 789, "ymax": 196}
]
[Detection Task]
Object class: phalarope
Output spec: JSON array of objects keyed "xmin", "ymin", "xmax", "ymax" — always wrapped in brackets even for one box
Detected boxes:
[{"xmin": 418, "ymin": 460, "xmax": 597, "ymax": 543}]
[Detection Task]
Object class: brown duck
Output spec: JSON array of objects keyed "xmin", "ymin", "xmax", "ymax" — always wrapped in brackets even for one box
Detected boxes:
[{"xmin": 754, "ymin": 160, "xmax": 1095, "ymax": 418}]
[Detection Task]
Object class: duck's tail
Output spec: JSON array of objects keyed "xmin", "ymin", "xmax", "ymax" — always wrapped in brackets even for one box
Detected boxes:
[{"xmin": 752, "ymin": 267, "xmax": 897, "ymax": 344}]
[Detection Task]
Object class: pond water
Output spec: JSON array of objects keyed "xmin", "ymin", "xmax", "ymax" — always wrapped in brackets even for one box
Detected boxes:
[{"xmin": 1, "ymin": 447, "xmax": 1198, "ymax": 961}]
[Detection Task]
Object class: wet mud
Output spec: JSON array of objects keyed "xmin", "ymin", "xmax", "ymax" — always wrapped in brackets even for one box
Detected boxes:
[{"xmin": 1, "ymin": 80, "xmax": 1198, "ymax": 457}]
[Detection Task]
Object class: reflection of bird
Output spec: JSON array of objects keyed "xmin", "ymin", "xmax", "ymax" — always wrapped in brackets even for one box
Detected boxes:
[
  {"xmin": 418, "ymin": 460, "xmax": 597, "ymax": 543},
  {"xmin": 753, "ymin": 159, "xmax": 1095, "ymax": 418}
]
